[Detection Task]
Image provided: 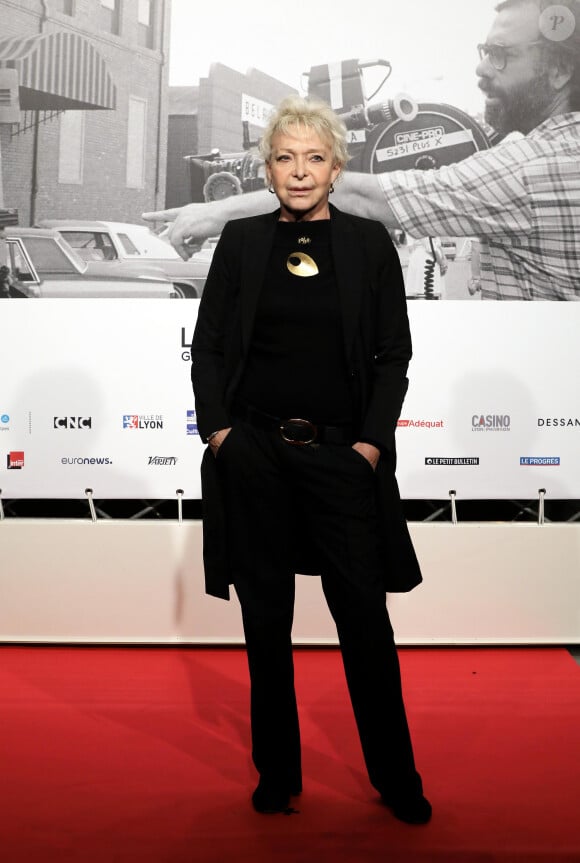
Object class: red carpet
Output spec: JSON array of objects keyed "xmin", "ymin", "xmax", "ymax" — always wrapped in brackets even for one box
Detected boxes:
[{"xmin": 1, "ymin": 646, "xmax": 579, "ymax": 862}]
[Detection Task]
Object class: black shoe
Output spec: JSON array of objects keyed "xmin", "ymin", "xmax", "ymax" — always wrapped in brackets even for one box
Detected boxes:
[
  {"xmin": 382, "ymin": 793, "xmax": 432, "ymax": 825},
  {"xmin": 252, "ymin": 779, "xmax": 300, "ymax": 814}
]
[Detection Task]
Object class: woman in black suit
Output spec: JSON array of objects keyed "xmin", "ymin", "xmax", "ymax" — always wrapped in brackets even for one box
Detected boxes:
[{"xmin": 191, "ymin": 96, "xmax": 431, "ymax": 824}]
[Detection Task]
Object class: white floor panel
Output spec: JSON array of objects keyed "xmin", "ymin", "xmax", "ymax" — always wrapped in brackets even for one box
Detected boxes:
[{"xmin": 1, "ymin": 520, "xmax": 578, "ymax": 644}]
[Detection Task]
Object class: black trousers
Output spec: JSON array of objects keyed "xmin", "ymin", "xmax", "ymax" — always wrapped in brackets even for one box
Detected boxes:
[{"xmin": 216, "ymin": 420, "xmax": 422, "ymax": 798}]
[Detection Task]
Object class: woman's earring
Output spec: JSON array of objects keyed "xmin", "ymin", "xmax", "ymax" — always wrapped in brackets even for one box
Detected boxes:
[
  {"xmin": 268, "ymin": 183, "xmax": 275, "ymax": 194},
  {"xmin": 329, "ymin": 183, "xmax": 335, "ymax": 194}
]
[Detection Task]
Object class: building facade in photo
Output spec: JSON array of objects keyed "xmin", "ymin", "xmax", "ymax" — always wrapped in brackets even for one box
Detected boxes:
[
  {"xmin": 165, "ymin": 85, "xmax": 198, "ymax": 210},
  {"xmin": 166, "ymin": 64, "xmax": 296, "ymax": 207},
  {"xmin": 0, "ymin": 0, "xmax": 170, "ymax": 225}
]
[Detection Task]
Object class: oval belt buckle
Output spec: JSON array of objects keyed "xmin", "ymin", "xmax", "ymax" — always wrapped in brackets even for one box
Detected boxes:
[{"xmin": 279, "ymin": 418, "xmax": 317, "ymax": 445}]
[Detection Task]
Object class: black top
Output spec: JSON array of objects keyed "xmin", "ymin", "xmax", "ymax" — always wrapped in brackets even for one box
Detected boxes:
[{"xmin": 236, "ymin": 219, "xmax": 352, "ymax": 424}]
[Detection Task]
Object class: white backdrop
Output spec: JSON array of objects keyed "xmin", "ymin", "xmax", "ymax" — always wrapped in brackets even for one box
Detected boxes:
[{"xmin": 1, "ymin": 299, "xmax": 579, "ymax": 500}]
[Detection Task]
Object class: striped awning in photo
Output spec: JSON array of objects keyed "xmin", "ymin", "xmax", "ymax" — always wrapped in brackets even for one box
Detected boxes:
[{"xmin": 0, "ymin": 31, "xmax": 117, "ymax": 111}]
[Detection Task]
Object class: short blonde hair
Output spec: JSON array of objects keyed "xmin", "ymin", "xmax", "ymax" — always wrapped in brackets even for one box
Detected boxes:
[{"xmin": 259, "ymin": 95, "xmax": 349, "ymax": 169}]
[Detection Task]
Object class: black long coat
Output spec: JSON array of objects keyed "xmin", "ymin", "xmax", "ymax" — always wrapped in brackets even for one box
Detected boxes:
[{"xmin": 191, "ymin": 204, "xmax": 422, "ymax": 600}]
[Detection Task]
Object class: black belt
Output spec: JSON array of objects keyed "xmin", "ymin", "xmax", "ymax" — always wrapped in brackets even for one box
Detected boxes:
[{"xmin": 232, "ymin": 403, "xmax": 354, "ymax": 446}]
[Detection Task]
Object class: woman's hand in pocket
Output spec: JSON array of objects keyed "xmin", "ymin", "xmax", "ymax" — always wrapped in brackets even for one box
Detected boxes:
[
  {"xmin": 351, "ymin": 441, "xmax": 380, "ymax": 471},
  {"xmin": 208, "ymin": 427, "xmax": 232, "ymax": 458}
]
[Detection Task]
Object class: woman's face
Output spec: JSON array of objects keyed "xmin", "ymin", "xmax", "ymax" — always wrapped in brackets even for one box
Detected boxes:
[{"xmin": 266, "ymin": 125, "xmax": 341, "ymax": 222}]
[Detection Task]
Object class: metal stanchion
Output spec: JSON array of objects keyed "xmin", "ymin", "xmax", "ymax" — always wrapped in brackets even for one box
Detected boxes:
[
  {"xmin": 176, "ymin": 489, "xmax": 184, "ymax": 523},
  {"xmin": 538, "ymin": 488, "xmax": 546, "ymax": 526},
  {"xmin": 85, "ymin": 488, "xmax": 98, "ymax": 523},
  {"xmin": 449, "ymin": 489, "xmax": 457, "ymax": 524}
]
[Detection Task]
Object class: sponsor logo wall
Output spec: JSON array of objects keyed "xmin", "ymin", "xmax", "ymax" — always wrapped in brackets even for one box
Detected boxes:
[
  {"xmin": 387, "ymin": 302, "xmax": 578, "ymax": 499},
  {"xmin": 0, "ymin": 301, "xmax": 579, "ymax": 499},
  {"xmin": 0, "ymin": 302, "xmax": 204, "ymax": 499}
]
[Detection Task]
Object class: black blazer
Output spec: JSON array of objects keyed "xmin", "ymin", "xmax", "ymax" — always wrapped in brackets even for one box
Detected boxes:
[{"xmin": 191, "ymin": 204, "xmax": 422, "ymax": 599}]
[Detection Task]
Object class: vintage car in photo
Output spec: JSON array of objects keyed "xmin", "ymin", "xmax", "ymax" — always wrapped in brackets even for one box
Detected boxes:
[
  {"xmin": 38, "ymin": 220, "xmax": 213, "ymax": 298},
  {"xmin": 4, "ymin": 227, "xmax": 177, "ymax": 298}
]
